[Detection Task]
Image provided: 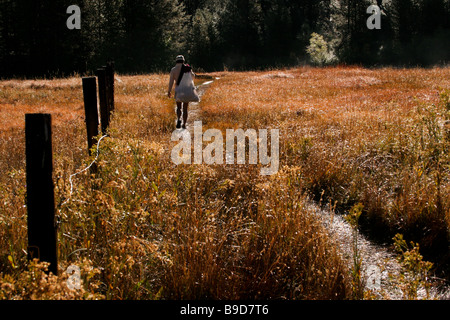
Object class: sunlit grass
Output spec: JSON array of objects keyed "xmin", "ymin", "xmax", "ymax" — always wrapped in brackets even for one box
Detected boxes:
[
  {"xmin": 201, "ymin": 65, "xmax": 450, "ymax": 275},
  {"xmin": 0, "ymin": 66, "xmax": 449, "ymax": 299}
]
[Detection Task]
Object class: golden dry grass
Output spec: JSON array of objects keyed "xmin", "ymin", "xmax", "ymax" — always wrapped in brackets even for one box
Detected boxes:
[
  {"xmin": 200, "ymin": 66, "xmax": 450, "ymax": 269},
  {"xmin": 0, "ymin": 66, "xmax": 449, "ymax": 300}
]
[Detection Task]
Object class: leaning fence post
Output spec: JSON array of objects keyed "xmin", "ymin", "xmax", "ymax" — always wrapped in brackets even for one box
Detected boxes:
[
  {"xmin": 103, "ymin": 65, "xmax": 111, "ymax": 118},
  {"xmin": 106, "ymin": 61, "xmax": 115, "ymax": 113},
  {"xmin": 97, "ymin": 68, "xmax": 109, "ymax": 135},
  {"xmin": 25, "ymin": 113, "xmax": 58, "ymax": 275},
  {"xmin": 82, "ymin": 77, "xmax": 99, "ymax": 154},
  {"xmin": 82, "ymin": 77, "xmax": 99, "ymax": 174}
]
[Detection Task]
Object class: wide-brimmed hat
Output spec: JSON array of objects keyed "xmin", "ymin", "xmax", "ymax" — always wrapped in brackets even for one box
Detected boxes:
[{"xmin": 176, "ymin": 55, "xmax": 185, "ymax": 63}]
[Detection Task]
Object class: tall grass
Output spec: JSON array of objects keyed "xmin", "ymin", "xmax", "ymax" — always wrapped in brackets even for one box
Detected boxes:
[
  {"xmin": 1, "ymin": 66, "xmax": 449, "ymax": 299},
  {"xmin": 0, "ymin": 72, "xmax": 351, "ymax": 299},
  {"xmin": 201, "ymin": 66, "xmax": 450, "ymax": 276}
]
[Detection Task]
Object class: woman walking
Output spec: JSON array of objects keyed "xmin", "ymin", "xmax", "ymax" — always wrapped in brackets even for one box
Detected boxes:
[{"xmin": 167, "ymin": 55, "xmax": 196, "ymax": 129}]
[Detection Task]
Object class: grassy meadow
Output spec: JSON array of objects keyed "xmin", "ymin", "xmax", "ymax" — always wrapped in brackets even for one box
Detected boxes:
[{"xmin": 0, "ymin": 66, "xmax": 449, "ymax": 299}]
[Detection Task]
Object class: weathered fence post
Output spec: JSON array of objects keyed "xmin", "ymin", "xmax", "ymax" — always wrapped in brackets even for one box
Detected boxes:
[
  {"xmin": 25, "ymin": 113, "xmax": 58, "ymax": 275},
  {"xmin": 445, "ymin": 120, "xmax": 450, "ymax": 141},
  {"xmin": 82, "ymin": 77, "xmax": 99, "ymax": 154},
  {"xmin": 82, "ymin": 77, "xmax": 99, "ymax": 174},
  {"xmin": 103, "ymin": 65, "xmax": 111, "ymax": 120},
  {"xmin": 106, "ymin": 61, "xmax": 115, "ymax": 113},
  {"xmin": 97, "ymin": 68, "xmax": 109, "ymax": 135}
]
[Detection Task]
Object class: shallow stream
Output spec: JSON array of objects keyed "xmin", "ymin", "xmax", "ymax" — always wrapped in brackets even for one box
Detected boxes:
[
  {"xmin": 307, "ymin": 202, "xmax": 450, "ymax": 300},
  {"xmin": 177, "ymin": 77, "xmax": 450, "ymax": 300}
]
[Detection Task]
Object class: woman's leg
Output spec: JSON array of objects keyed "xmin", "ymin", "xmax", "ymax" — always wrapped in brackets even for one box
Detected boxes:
[
  {"xmin": 182, "ymin": 102, "xmax": 189, "ymax": 128},
  {"xmin": 176, "ymin": 102, "xmax": 182, "ymax": 128}
]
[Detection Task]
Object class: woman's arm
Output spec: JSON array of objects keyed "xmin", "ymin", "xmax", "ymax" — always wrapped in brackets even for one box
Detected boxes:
[{"xmin": 168, "ymin": 69, "xmax": 175, "ymax": 97}]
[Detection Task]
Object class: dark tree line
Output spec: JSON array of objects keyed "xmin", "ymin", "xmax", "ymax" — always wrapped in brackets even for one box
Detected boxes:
[
  {"xmin": 337, "ymin": 0, "xmax": 450, "ymax": 65},
  {"xmin": 0, "ymin": 0, "xmax": 449, "ymax": 78}
]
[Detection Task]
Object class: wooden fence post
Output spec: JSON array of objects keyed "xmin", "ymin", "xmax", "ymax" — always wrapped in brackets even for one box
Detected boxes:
[
  {"xmin": 97, "ymin": 68, "xmax": 109, "ymax": 135},
  {"xmin": 106, "ymin": 61, "xmax": 115, "ymax": 113},
  {"xmin": 103, "ymin": 65, "xmax": 111, "ymax": 120},
  {"xmin": 82, "ymin": 77, "xmax": 99, "ymax": 154},
  {"xmin": 25, "ymin": 113, "xmax": 58, "ymax": 275},
  {"xmin": 445, "ymin": 120, "xmax": 450, "ymax": 141}
]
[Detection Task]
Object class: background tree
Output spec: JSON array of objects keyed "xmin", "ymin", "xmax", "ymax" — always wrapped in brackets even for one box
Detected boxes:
[
  {"xmin": 115, "ymin": 0, "xmax": 188, "ymax": 73},
  {"xmin": 306, "ymin": 32, "xmax": 336, "ymax": 66},
  {"xmin": 390, "ymin": 0, "xmax": 450, "ymax": 65},
  {"xmin": 0, "ymin": 0, "xmax": 448, "ymax": 78},
  {"xmin": 215, "ymin": 0, "xmax": 265, "ymax": 70},
  {"xmin": 188, "ymin": 3, "xmax": 222, "ymax": 71}
]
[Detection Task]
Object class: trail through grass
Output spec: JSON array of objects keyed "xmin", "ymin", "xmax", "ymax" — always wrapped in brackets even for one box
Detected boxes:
[{"xmin": 1, "ymin": 66, "xmax": 449, "ymax": 300}]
